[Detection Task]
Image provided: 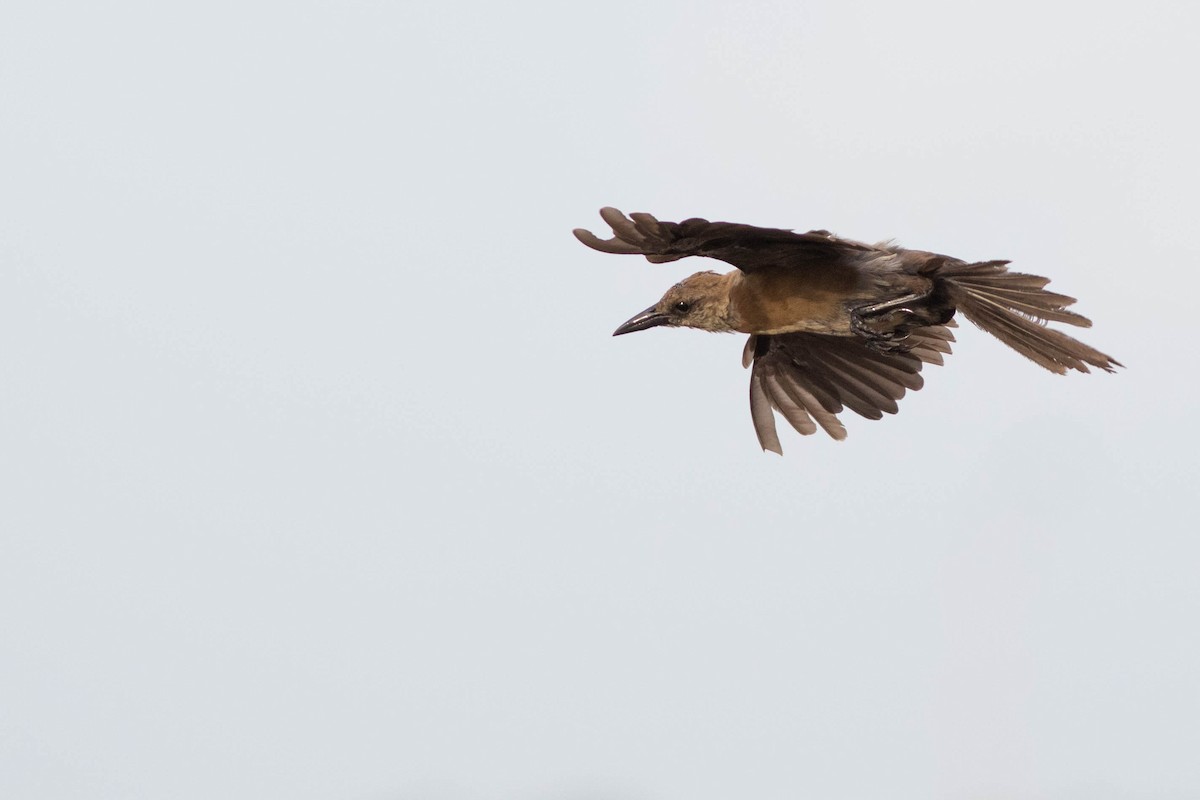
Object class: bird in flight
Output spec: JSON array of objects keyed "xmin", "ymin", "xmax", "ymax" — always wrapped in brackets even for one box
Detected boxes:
[{"xmin": 574, "ymin": 207, "xmax": 1120, "ymax": 454}]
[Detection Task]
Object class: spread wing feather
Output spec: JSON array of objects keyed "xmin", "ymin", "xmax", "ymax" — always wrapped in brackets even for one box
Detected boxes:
[
  {"xmin": 746, "ymin": 326, "xmax": 954, "ymax": 454},
  {"xmin": 574, "ymin": 207, "xmax": 873, "ymax": 272}
]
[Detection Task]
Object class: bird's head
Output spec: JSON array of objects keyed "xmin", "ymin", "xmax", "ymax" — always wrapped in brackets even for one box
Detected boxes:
[{"xmin": 613, "ymin": 271, "xmax": 734, "ymax": 336}]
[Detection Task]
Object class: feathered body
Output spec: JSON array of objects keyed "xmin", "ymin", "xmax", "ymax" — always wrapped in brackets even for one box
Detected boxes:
[{"xmin": 574, "ymin": 208, "xmax": 1119, "ymax": 453}]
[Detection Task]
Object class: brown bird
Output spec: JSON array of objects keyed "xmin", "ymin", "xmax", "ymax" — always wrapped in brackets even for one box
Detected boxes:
[{"xmin": 574, "ymin": 207, "xmax": 1120, "ymax": 454}]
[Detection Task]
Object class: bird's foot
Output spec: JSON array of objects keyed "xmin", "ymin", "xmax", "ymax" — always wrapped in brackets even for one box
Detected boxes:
[
  {"xmin": 851, "ymin": 290, "xmax": 955, "ymax": 353},
  {"xmin": 851, "ymin": 307, "xmax": 918, "ymax": 353}
]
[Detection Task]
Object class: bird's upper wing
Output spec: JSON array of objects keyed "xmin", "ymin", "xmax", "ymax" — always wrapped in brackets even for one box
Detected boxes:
[
  {"xmin": 574, "ymin": 207, "xmax": 873, "ymax": 272},
  {"xmin": 745, "ymin": 324, "xmax": 956, "ymax": 454}
]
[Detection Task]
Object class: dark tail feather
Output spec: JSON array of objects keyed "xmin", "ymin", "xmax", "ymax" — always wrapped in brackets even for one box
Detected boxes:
[{"xmin": 938, "ymin": 261, "xmax": 1121, "ymax": 375}]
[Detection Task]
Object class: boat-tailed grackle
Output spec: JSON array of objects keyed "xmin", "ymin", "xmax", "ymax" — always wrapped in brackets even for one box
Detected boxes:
[{"xmin": 574, "ymin": 207, "xmax": 1120, "ymax": 454}]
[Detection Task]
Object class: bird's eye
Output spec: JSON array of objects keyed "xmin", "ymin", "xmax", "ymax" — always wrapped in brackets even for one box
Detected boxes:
[{"xmin": 673, "ymin": 300, "xmax": 691, "ymax": 313}]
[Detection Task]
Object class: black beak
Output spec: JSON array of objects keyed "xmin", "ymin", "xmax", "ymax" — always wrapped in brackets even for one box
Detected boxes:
[{"xmin": 613, "ymin": 305, "xmax": 669, "ymax": 336}]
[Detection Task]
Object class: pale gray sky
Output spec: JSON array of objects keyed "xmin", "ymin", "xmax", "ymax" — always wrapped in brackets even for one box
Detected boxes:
[{"xmin": 2, "ymin": 1, "xmax": 1198, "ymax": 798}]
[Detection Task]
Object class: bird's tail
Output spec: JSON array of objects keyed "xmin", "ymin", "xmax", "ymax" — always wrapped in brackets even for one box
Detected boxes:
[{"xmin": 937, "ymin": 260, "xmax": 1121, "ymax": 374}]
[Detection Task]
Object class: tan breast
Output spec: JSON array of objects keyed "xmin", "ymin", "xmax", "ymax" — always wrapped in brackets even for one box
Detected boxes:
[{"xmin": 728, "ymin": 264, "xmax": 869, "ymax": 335}]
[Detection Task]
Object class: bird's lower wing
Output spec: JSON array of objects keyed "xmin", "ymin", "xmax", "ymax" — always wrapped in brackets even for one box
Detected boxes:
[
  {"xmin": 573, "ymin": 207, "xmax": 871, "ymax": 270},
  {"xmin": 746, "ymin": 324, "xmax": 955, "ymax": 454}
]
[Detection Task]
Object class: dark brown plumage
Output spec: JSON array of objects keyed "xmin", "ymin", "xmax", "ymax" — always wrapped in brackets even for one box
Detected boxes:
[{"xmin": 574, "ymin": 207, "xmax": 1120, "ymax": 454}]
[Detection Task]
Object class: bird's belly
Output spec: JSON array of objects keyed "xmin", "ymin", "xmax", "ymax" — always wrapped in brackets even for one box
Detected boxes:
[
  {"xmin": 729, "ymin": 269, "xmax": 869, "ymax": 335},
  {"xmin": 754, "ymin": 316, "xmax": 856, "ymax": 335}
]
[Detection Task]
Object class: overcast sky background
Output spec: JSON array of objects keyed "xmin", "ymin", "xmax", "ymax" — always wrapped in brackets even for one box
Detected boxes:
[{"xmin": 2, "ymin": 1, "xmax": 1198, "ymax": 798}]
